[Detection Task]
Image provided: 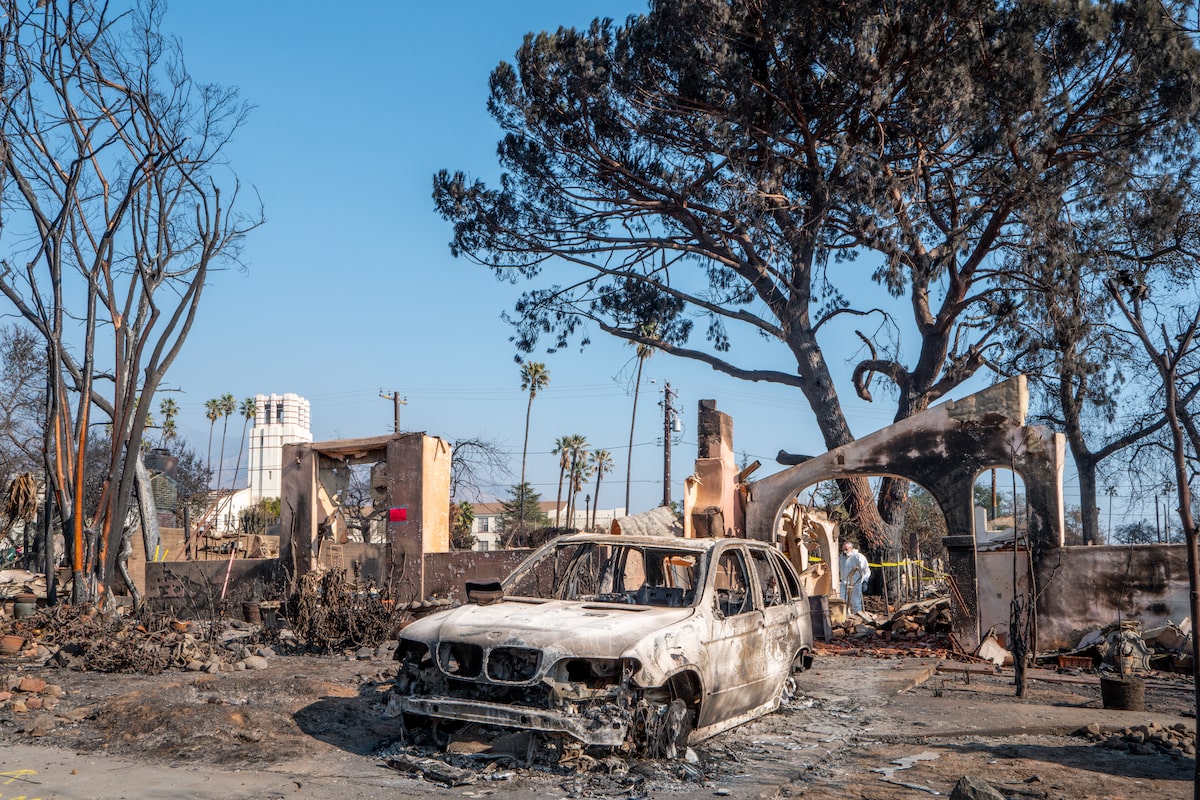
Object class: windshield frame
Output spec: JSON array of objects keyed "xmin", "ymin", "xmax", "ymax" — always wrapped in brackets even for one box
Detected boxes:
[{"xmin": 503, "ymin": 538, "xmax": 710, "ymax": 608}]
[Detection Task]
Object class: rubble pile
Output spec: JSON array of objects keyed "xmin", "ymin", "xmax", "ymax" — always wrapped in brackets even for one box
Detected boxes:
[
  {"xmin": 0, "ymin": 674, "xmax": 64, "ymax": 713},
  {"xmin": 1076, "ymin": 721, "xmax": 1196, "ymax": 757},
  {"xmin": 819, "ymin": 596, "xmax": 954, "ymax": 659},
  {"xmin": 0, "ymin": 603, "xmax": 281, "ymax": 674},
  {"xmin": 1052, "ymin": 620, "xmax": 1194, "ymax": 674}
]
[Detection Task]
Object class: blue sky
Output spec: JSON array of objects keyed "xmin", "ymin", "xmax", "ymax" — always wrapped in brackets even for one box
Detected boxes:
[{"xmin": 151, "ymin": 2, "xmax": 1087, "ymax": 520}]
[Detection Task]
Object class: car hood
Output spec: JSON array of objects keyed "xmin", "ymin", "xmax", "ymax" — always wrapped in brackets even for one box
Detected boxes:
[{"xmin": 403, "ymin": 599, "xmax": 695, "ymax": 660}]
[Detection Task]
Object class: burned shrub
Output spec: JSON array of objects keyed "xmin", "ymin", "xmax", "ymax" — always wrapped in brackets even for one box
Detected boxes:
[{"xmin": 289, "ymin": 569, "xmax": 403, "ymax": 652}]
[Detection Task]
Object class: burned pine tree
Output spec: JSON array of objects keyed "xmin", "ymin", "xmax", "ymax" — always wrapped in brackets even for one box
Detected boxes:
[{"xmin": 435, "ymin": 0, "xmax": 1200, "ymax": 576}]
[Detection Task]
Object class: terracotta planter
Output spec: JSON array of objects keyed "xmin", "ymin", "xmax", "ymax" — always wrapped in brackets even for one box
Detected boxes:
[{"xmin": 0, "ymin": 634, "xmax": 25, "ymax": 655}]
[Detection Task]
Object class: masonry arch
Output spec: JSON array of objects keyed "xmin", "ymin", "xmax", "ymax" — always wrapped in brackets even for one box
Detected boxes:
[
  {"xmin": 743, "ymin": 377, "xmax": 1066, "ymax": 647},
  {"xmin": 778, "ymin": 474, "xmax": 949, "ymax": 604}
]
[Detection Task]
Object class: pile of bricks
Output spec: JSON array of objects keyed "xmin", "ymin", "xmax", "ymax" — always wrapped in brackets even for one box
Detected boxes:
[
  {"xmin": 1076, "ymin": 721, "xmax": 1196, "ymax": 757},
  {"xmin": 817, "ymin": 596, "xmax": 953, "ymax": 659},
  {"xmin": 0, "ymin": 675, "xmax": 64, "ymax": 713}
]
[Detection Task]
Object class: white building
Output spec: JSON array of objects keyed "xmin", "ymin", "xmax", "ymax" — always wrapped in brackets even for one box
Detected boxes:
[
  {"xmin": 212, "ymin": 393, "xmax": 312, "ymax": 531},
  {"xmin": 247, "ymin": 393, "xmax": 312, "ymax": 502}
]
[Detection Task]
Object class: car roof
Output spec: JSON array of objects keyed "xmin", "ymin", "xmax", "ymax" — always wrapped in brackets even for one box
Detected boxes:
[{"xmin": 548, "ymin": 533, "xmax": 776, "ymax": 552}]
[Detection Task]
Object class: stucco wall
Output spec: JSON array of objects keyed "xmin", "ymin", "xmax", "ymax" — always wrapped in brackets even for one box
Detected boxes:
[
  {"xmin": 421, "ymin": 437, "xmax": 452, "ymax": 554},
  {"xmin": 1034, "ymin": 544, "xmax": 1188, "ymax": 650},
  {"xmin": 424, "ymin": 550, "xmax": 531, "ymax": 600}
]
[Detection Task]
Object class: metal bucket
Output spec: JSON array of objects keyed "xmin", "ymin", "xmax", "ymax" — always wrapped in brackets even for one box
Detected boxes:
[{"xmin": 13, "ymin": 593, "xmax": 36, "ymax": 620}]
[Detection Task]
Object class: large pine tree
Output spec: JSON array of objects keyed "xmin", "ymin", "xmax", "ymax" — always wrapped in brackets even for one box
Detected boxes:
[{"xmin": 436, "ymin": 0, "xmax": 1200, "ymax": 570}]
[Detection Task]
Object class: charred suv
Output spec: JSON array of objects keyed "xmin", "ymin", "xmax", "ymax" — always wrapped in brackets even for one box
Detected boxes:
[{"xmin": 386, "ymin": 534, "xmax": 814, "ymax": 756}]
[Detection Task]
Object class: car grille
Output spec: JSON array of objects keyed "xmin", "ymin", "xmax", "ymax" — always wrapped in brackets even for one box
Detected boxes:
[
  {"xmin": 485, "ymin": 646, "xmax": 541, "ymax": 683},
  {"xmin": 438, "ymin": 641, "xmax": 483, "ymax": 678}
]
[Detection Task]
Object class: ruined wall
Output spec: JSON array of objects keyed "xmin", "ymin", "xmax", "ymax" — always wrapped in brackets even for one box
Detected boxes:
[
  {"xmin": 386, "ymin": 434, "xmax": 452, "ymax": 601},
  {"xmin": 144, "ymin": 559, "xmax": 282, "ymax": 619},
  {"xmin": 423, "ymin": 550, "xmax": 530, "ymax": 601},
  {"xmin": 279, "ymin": 433, "xmax": 452, "ymax": 601},
  {"xmin": 421, "ymin": 437, "xmax": 452, "ymax": 553},
  {"xmin": 321, "ymin": 541, "xmax": 390, "ymax": 585},
  {"xmin": 744, "ymin": 377, "xmax": 1066, "ymax": 650},
  {"xmin": 279, "ymin": 441, "xmax": 317, "ymax": 581},
  {"xmin": 1035, "ymin": 544, "xmax": 1189, "ymax": 650}
]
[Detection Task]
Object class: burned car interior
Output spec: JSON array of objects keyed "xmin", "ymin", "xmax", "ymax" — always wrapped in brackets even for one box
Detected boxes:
[{"xmin": 505, "ymin": 540, "xmax": 701, "ymax": 608}]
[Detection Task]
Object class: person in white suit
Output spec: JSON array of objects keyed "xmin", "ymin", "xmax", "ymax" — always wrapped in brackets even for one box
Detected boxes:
[{"xmin": 838, "ymin": 539, "xmax": 870, "ymax": 614}]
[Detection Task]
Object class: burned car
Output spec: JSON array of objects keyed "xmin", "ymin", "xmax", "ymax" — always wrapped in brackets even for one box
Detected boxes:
[{"xmin": 387, "ymin": 534, "xmax": 814, "ymax": 756}]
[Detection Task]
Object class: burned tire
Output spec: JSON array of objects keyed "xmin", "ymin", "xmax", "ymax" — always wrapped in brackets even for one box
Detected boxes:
[{"xmin": 637, "ymin": 697, "xmax": 692, "ymax": 759}]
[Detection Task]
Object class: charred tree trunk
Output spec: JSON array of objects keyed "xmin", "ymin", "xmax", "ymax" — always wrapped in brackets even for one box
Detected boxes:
[{"xmin": 792, "ymin": 334, "xmax": 890, "ymax": 564}]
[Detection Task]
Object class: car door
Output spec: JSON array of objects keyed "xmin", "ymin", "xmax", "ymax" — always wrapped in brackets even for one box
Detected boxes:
[
  {"xmin": 700, "ymin": 544, "xmax": 768, "ymax": 727},
  {"xmin": 748, "ymin": 545, "xmax": 805, "ymax": 690}
]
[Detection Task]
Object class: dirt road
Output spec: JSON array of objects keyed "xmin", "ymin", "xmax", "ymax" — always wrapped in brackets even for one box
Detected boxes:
[{"xmin": 0, "ymin": 650, "xmax": 1194, "ymax": 799}]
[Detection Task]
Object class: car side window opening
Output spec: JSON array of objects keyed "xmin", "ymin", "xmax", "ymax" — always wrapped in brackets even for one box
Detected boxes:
[
  {"xmin": 768, "ymin": 548, "xmax": 802, "ymax": 601},
  {"xmin": 713, "ymin": 549, "xmax": 754, "ymax": 616},
  {"xmin": 749, "ymin": 548, "xmax": 787, "ymax": 607}
]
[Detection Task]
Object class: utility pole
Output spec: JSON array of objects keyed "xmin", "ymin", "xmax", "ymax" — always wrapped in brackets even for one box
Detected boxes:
[
  {"xmin": 379, "ymin": 389, "xmax": 407, "ymax": 434},
  {"xmin": 1106, "ymin": 485, "xmax": 1117, "ymax": 544},
  {"xmin": 661, "ymin": 382, "xmax": 676, "ymax": 508}
]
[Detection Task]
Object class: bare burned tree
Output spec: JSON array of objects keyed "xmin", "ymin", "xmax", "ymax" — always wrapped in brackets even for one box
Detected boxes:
[
  {"xmin": 999, "ymin": 218, "xmax": 1172, "ymax": 545},
  {"xmin": 1092, "ymin": 174, "xmax": 1200, "ymax": 796},
  {"xmin": 0, "ymin": 324, "xmax": 45, "ymax": 479},
  {"xmin": 1109, "ymin": 281, "xmax": 1200, "ymax": 796},
  {"xmin": 450, "ymin": 437, "xmax": 510, "ymax": 502},
  {"xmin": 0, "ymin": 1, "xmax": 259, "ymax": 603}
]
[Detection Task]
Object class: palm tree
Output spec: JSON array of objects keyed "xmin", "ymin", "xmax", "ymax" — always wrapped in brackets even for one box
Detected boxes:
[
  {"xmin": 230, "ymin": 397, "xmax": 256, "ymax": 490},
  {"xmin": 589, "ymin": 449, "xmax": 613, "ymax": 529},
  {"xmin": 160, "ymin": 417, "xmax": 177, "ymax": 445},
  {"xmin": 215, "ymin": 393, "xmax": 236, "ymax": 491},
  {"xmin": 552, "ymin": 435, "xmax": 572, "ymax": 527},
  {"xmin": 552, "ymin": 433, "xmax": 586, "ymax": 527},
  {"xmin": 204, "ymin": 398, "xmax": 221, "ymax": 480},
  {"xmin": 158, "ymin": 398, "xmax": 179, "ymax": 448},
  {"xmin": 518, "ymin": 361, "xmax": 550, "ymax": 539},
  {"xmin": 625, "ymin": 325, "xmax": 657, "ymax": 514},
  {"xmin": 565, "ymin": 437, "xmax": 590, "ymax": 528}
]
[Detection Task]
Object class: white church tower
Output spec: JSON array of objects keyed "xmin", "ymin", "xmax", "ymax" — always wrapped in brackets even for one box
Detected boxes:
[{"xmin": 247, "ymin": 392, "xmax": 312, "ymax": 503}]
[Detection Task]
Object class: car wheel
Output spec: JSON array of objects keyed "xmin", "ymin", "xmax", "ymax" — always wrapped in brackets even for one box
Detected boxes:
[
  {"xmin": 792, "ymin": 648, "xmax": 813, "ymax": 672},
  {"xmin": 638, "ymin": 697, "xmax": 692, "ymax": 759}
]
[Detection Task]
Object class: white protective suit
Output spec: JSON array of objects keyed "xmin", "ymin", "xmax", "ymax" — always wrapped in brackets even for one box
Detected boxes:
[{"xmin": 838, "ymin": 545, "xmax": 870, "ymax": 614}]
